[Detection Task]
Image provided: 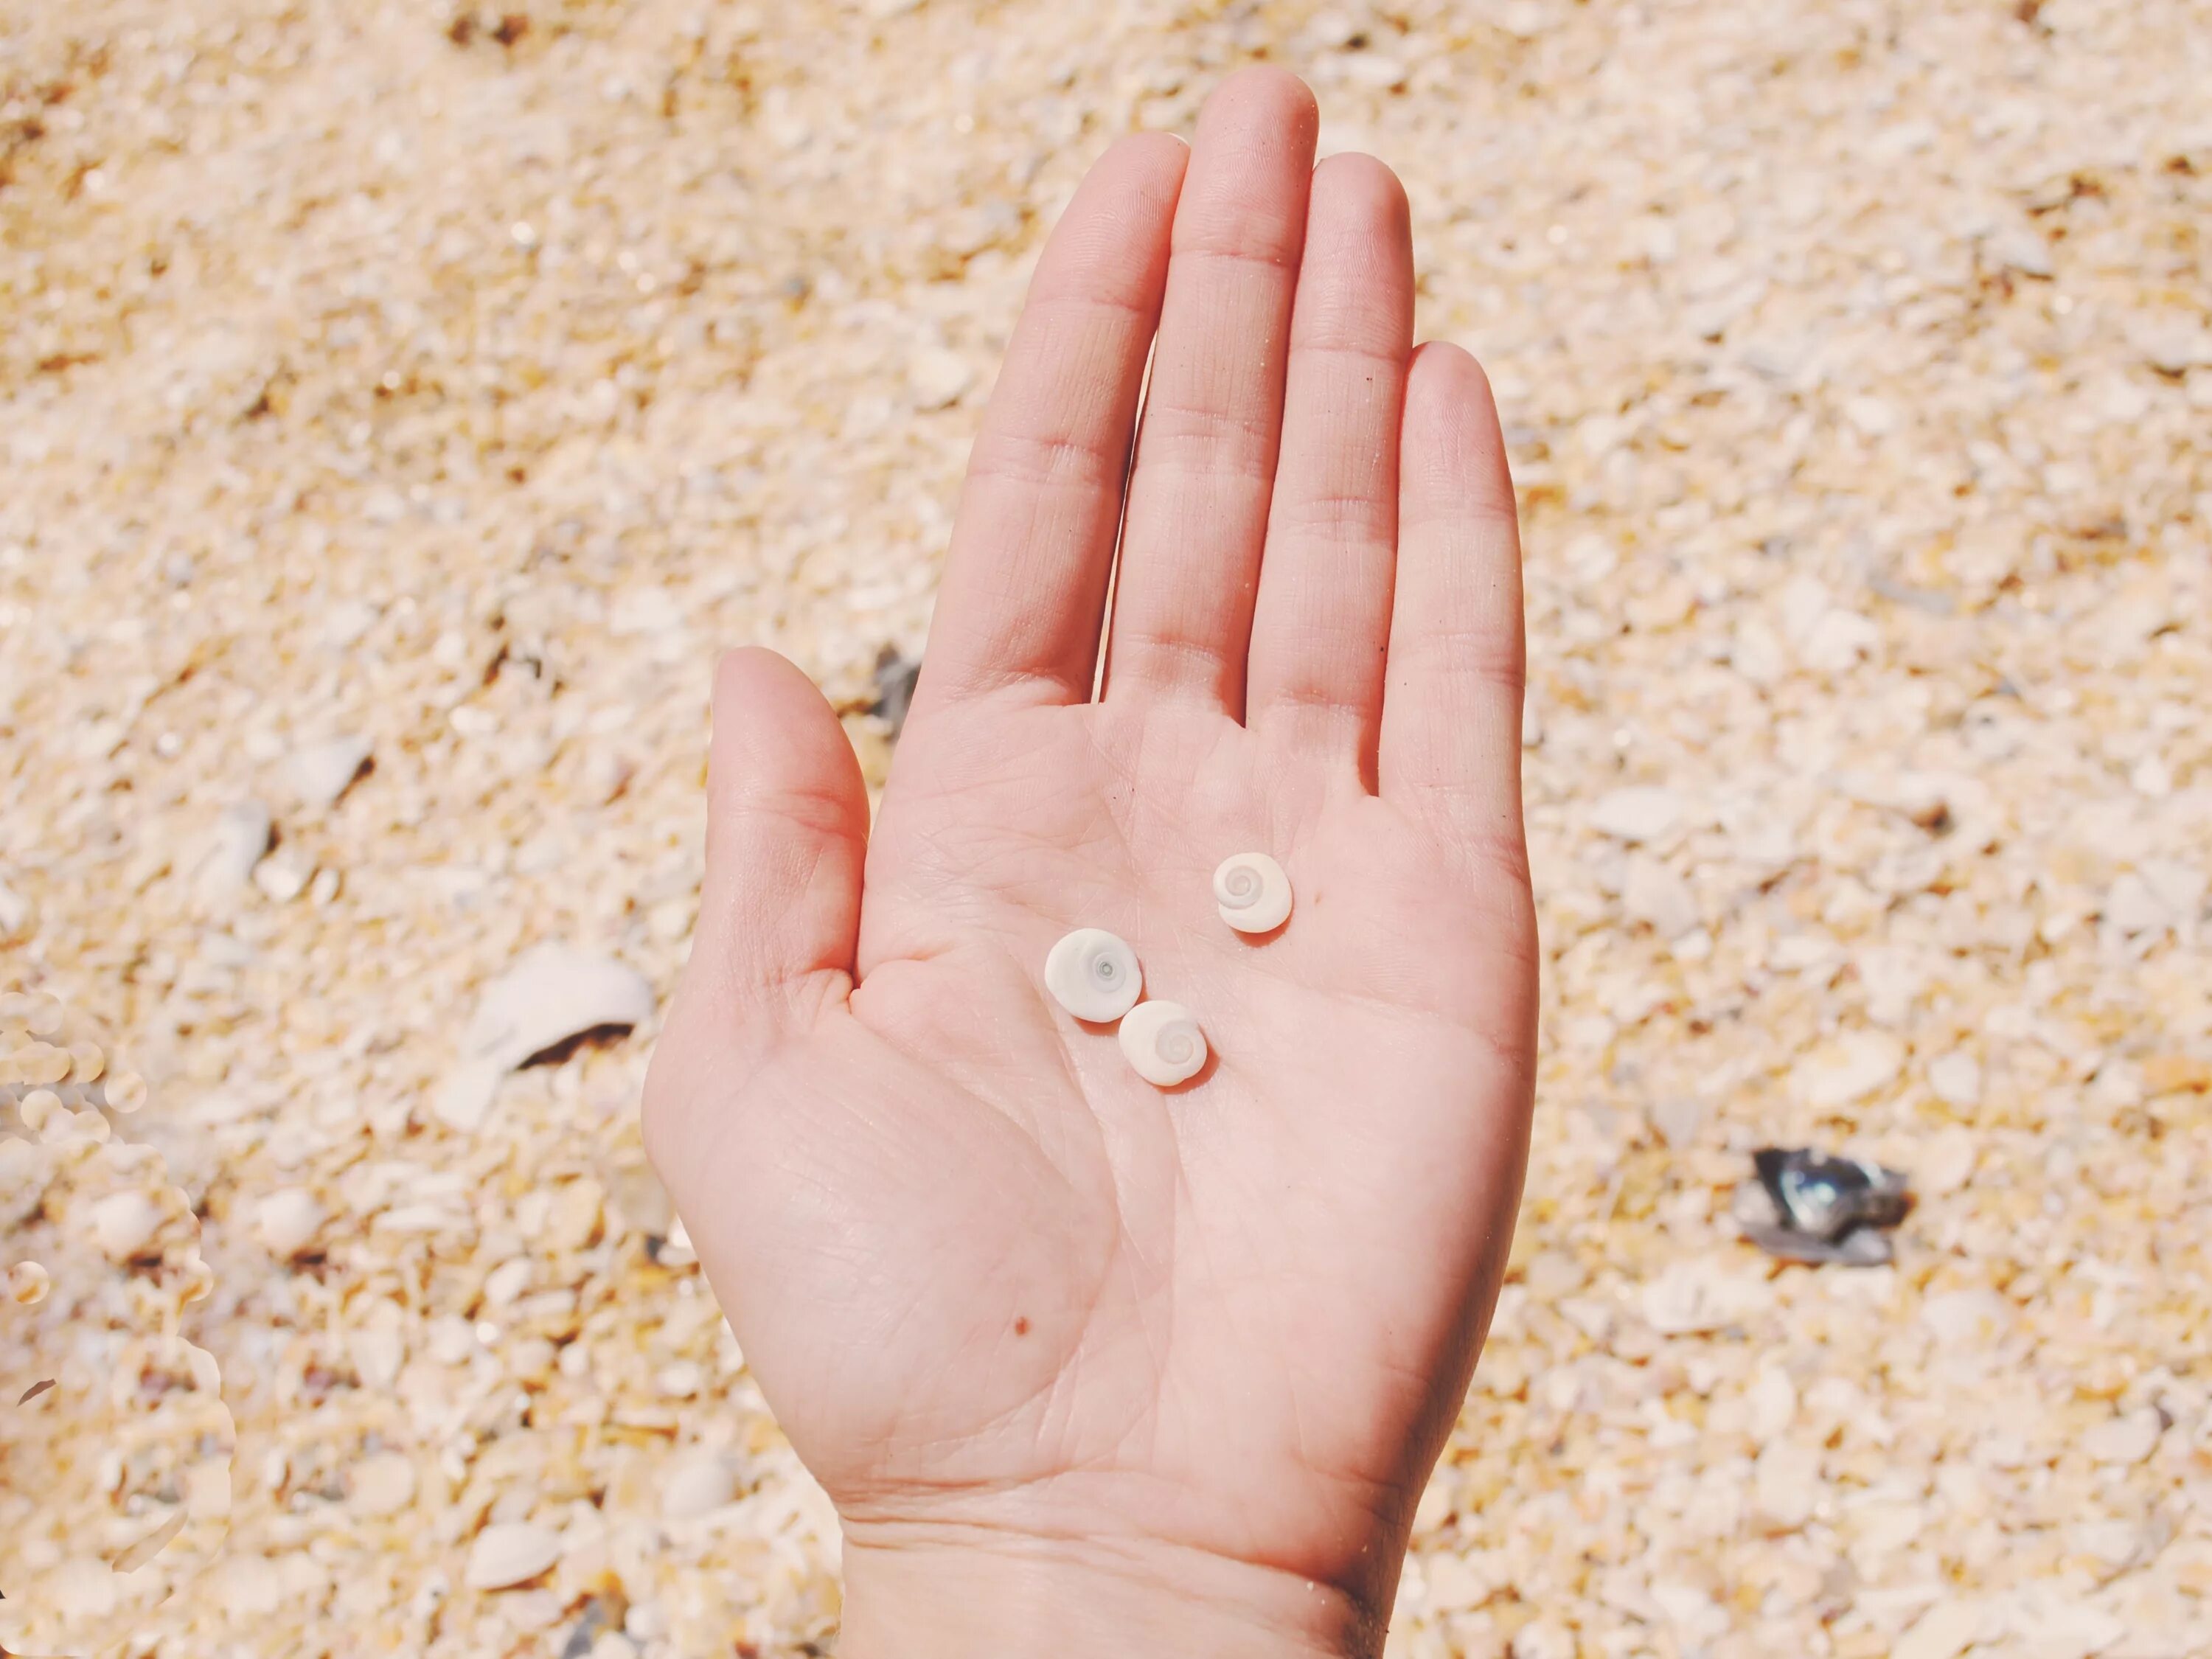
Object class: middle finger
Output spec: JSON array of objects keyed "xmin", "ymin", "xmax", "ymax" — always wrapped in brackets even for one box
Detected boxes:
[{"xmin": 1101, "ymin": 67, "xmax": 1318, "ymax": 717}]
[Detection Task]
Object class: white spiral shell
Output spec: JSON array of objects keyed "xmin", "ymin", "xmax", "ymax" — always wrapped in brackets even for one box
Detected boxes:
[
  {"xmin": 1044, "ymin": 928, "xmax": 1144, "ymax": 1022},
  {"xmin": 1118, "ymin": 1001, "xmax": 1207, "ymax": 1086},
  {"xmin": 1212, "ymin": 852, "xmax": 1292, "ymax": 933}
]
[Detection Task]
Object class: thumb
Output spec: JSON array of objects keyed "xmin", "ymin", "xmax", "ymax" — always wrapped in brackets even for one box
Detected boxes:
[{"xmin": 687, "ymin": 646, "xmax": 869, "ymax": 1045}]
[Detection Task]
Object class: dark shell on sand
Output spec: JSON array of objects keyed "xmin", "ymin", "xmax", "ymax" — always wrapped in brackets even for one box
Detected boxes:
[{"xmin": 1734, "ymin": 1147, "xmax": 1913, "ymax": 1266}]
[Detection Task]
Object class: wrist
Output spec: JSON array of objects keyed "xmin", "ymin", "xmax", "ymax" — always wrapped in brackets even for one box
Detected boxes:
[{"xmin": 836, "ymin": 1526, "xmax": 1385, "ymax": 1659}]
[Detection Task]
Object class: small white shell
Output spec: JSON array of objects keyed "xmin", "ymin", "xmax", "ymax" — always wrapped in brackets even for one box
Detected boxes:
[
  {"xmin": 1044, "ymin": 928, "xmax": 1144, "ymax": 1022},
  {"xmin": 1119, "ymin": 1001, "xmax": 1207, "ymax": 1087},
  {"xmin": 1213, "ymin": 852, "xmax": 1292, "ymax": 933}
]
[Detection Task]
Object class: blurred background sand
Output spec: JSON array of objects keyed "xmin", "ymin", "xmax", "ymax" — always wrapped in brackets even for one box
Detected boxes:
[{"xmin": 2, "ymin": 1, "xmax": 2209, "ymax": 1654}]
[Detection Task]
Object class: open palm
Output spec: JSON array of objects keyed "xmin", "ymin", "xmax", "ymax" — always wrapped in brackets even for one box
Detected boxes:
[{"xmin": 644, "ymin": 70, "xmax": 1537, "ymax": 1658}]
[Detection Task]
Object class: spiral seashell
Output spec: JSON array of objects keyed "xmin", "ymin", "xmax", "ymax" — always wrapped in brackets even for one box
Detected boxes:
[
  {"xmin": 1212, "ymin": 852, "xmax": 1292, "ymax": 933},
  {"xmin": 1118, "ymin": 1001, "xmax": 1207, "ymax": 1086},
  {"xmin": 1044, "ymin": 928, "xmax": 1144, "ymax": 1022}
]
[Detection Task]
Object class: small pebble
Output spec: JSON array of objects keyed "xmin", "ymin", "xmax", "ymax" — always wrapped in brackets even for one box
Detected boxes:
[
  {"xmin": 1752, "ymin": 1438, "xmax": 1821, "ymax": 1530},
  {"xmin": 657, "ymin": 1217, "xmax": 698, "ymax": 1269},
  {"xmin": 253, "ymin": 851, "xmax": 313, "ymax": 902},
  {"xmin": 659, "ymin": 1452, "xmax": 738, "ymax": 1520},
  {"xmin": 0, "ymin": 876, "xmax": 34, "ymax": 942},
  {"xmin": 1893, "ymin": 1600, "xmax": 1987, "ymax": 1659},
  {"xmin": 465, "ymin": 1522, "xmax": 563, "ymax": 1591},
  {"xmin": 1918, "ymin": 1127, "xmax": 1979, "ymax": 1197},
  {"xmin": 1621, "ymin": 853, "xmax": 1697, "ymax": 938},
  {"xmin": 288, "ymin": 735, "xmax": 373, "ymax": 807},
  {"xmin": 254, "ymin": 1189, "xmax": 325, "ymax": 1259},
  {"xmin": 607, "ymin": 1164, "xmax": 674, "ymax": 1237},
  {"xmin": 1927, "ymin": 1053, "xmax": 1982, "ymax": 1108},
  {"xmin": 431, "ymin": 1057, "xmax": 503, "ymax": 1133},
  {"xmin": 347, "ymin": 1453, "xmax": 417, "ymax": 1517},
  {"xmin": 1647, "ymin": 1096, "xmax": 1705, "ymax": 1148},
  {"xmin": 88, "ymin": 1190, "xmax": 163, "ymax": 1260},
  {"xmin": 195, "ymin": 801, "xmax": 274, "ymax": 902},
  {"xmin": 1590, "ymin": 786, "xmax": 1686, "ymax": 844},
  {"xmin": 906, "ymin": 344, "xmax": 973, "ymax": 410},
  {"xmin": 1790, "ymin": 1032, "xmax": 1905, "ymax": 1109},
  {"xmin": 481, "ymin": 1256, "xmax": 533, "ymax": 1307},
  {"xmin": 2081, "ymin": 1407, "xmax": 2163, "ymax": 1467},
  {"xmin": 319, "ymin": 599, "xmax": 380, "ymax": 649},
  {"xmin": 656, "ymin": 1360, "xmax": 705, "ymax": 1398}
]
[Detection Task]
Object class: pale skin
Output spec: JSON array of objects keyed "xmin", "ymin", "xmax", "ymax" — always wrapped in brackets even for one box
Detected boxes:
[{"xmin": 643, "ymin": 68, "xmax": 1537, "ymax": 1659}]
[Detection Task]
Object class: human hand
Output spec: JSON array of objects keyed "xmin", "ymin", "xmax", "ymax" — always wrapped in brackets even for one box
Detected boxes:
[{"xmin": 644, "ymin": 68, "xmax": 1536, "ymax": 1659}]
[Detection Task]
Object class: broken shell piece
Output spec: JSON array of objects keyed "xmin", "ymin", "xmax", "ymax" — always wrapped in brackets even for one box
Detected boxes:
[
  {"xmin": 1735, "ymin": 1147, "xmax": 1912, "ymax": 1266},
  {"xmin": 1213, "ymin": 852, "xmax": 1292, "ymax": 933},
  {"xmin": 1119, "ymin": 1001, "xmax": 1206, "ymax": 1086},
  {"xmin": 1043, "ymin": 928, "xmax": 1143, "ymax": 1023},
  {"xmin": 465, "ymin": 945, "xmax": 656, "ymax": 1072}
]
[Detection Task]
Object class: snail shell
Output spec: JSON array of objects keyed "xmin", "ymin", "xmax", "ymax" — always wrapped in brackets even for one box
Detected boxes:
[
  {"xmin": 1119, "ymin": 1000, "xmax": 1207, "ymax": 1086},
  {"xmin": 1044, "ymin": 928, "xmax": 1144, "ymax": 1022},
  {"xmin": 1212, "ymin": 852, "xmax": 1292, "ymax": 933}
]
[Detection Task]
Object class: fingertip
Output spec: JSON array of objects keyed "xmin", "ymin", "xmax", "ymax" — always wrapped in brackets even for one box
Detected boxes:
[
  {"xmin": 1096, "ymin": 128, "xmax": 1194, "ymax": 192},
  {"xmin": 712, "ymin": 645, "xmax": 821, "ymax": 750},
  {"xmin": 711, "ymin": 642, "xmax": 787, "ymax": 705},
  {"xmin": 692, "ymin": 644, "xmax": 868, "ymax": 1029},
  {"xmin": 1402, "ymin": 342, "xmax": 1514, "ymax": 518},
  {"xmin": 1112, "ymin": 127, "xmax": 1192, "ymax": 161},
  {"xmin": 1311, "ymin": 150, "xmax": 1411, "ymax": 232},
  {"xmin": 709, "ymin": 647, "xmax": 867, "ymax": 827},
  {"xmin": 1405, "ymin": 340, "xmax": 1495, "ymax": 411},
  {"xmin": 1205, "ymin": 63, "xmax": 1321, "ymax": 137},
  {"xmin": 1028, "ymin": 131, "xmax": 1186, "ymax": 312}
]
